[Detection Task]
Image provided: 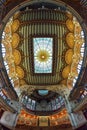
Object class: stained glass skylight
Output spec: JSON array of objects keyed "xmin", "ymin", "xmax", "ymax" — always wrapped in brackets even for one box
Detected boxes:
[
  {"xmin": 33, "ymin": 37, "xmax": 53, "ymax": 73},
  {"xmin": 38, "ymin": 90, "xmax": 49, "ymax": 96}
]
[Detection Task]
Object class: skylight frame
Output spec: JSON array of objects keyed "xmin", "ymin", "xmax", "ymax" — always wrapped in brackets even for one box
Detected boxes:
[{"xmin": 29, "ymin": 35, "xmax": 58, "ymax": 76}]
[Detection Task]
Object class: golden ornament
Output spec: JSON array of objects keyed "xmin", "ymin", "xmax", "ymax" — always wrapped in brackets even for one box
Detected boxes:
[
  {"xmin": 66, "ymin": 33, "xmax": 74, "ymax": 48},
  {"xmin": 65, "ymin": 49, "xmax": 73, "ymax": 64},
  {"xmin": 12, "ymin": 19, "xmax": 20, "ymax": 32}
]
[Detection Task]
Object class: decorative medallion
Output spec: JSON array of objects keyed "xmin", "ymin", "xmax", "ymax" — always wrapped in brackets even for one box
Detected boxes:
[
  {"xmin": 66, "ymin": 19, "xmax": 74, "ymax": 32},
  {"xmin": 13, "ymin": 49, "xmax": 21, "ymax": 65},
  {"xmin": 65, "ymin": 49, "xmax": 73, "ymax": 64},
  {"xmin": 66, "ymin": 33, "xmax": 74, "ymax": 48},
  {"xmin": 11, "ymin": 33, "xmax": 20, "ymax": 48},
  {"xmin": 62, "ymin": 65, "xmax": 71, "ymax": 79},
  {"xmin": 11, "ymin": 19, "xmax": 20, "ymax": 32}
]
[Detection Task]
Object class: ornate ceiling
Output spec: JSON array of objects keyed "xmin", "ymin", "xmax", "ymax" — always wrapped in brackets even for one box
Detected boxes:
[
  {"xmin": 0, "ymin": 0, "xmax": 87, "ymax": 128},
  {"xmin": 1, "ymin": 5, "xmax": 85, "ymax": 94}
]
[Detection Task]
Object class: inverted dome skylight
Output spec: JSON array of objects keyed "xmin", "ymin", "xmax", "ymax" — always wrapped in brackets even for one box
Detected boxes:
[{"xmin": 38, "ymin": 90, "xmax": 49, "ymax": 96}]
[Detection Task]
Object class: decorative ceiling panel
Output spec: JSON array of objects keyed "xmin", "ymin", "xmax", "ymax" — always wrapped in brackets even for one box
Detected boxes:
[{"xmin": 18, "ymin": 9, "xmax": 68, "ymax": 85}]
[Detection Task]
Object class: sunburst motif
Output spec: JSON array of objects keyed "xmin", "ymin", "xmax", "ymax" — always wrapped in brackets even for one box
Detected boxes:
[{"xmin": 36, "ymin": 50, "xmax": 50, "ymax": 62}]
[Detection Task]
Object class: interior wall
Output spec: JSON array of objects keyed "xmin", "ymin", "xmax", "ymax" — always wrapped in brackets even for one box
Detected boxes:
[
  {"xmin": 15, "ymin": 128, "xmax": 72, "ymax": 130},
  {"xmin": 15, "ymin": 125, "xmax": 72, "ymax": 130}
]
